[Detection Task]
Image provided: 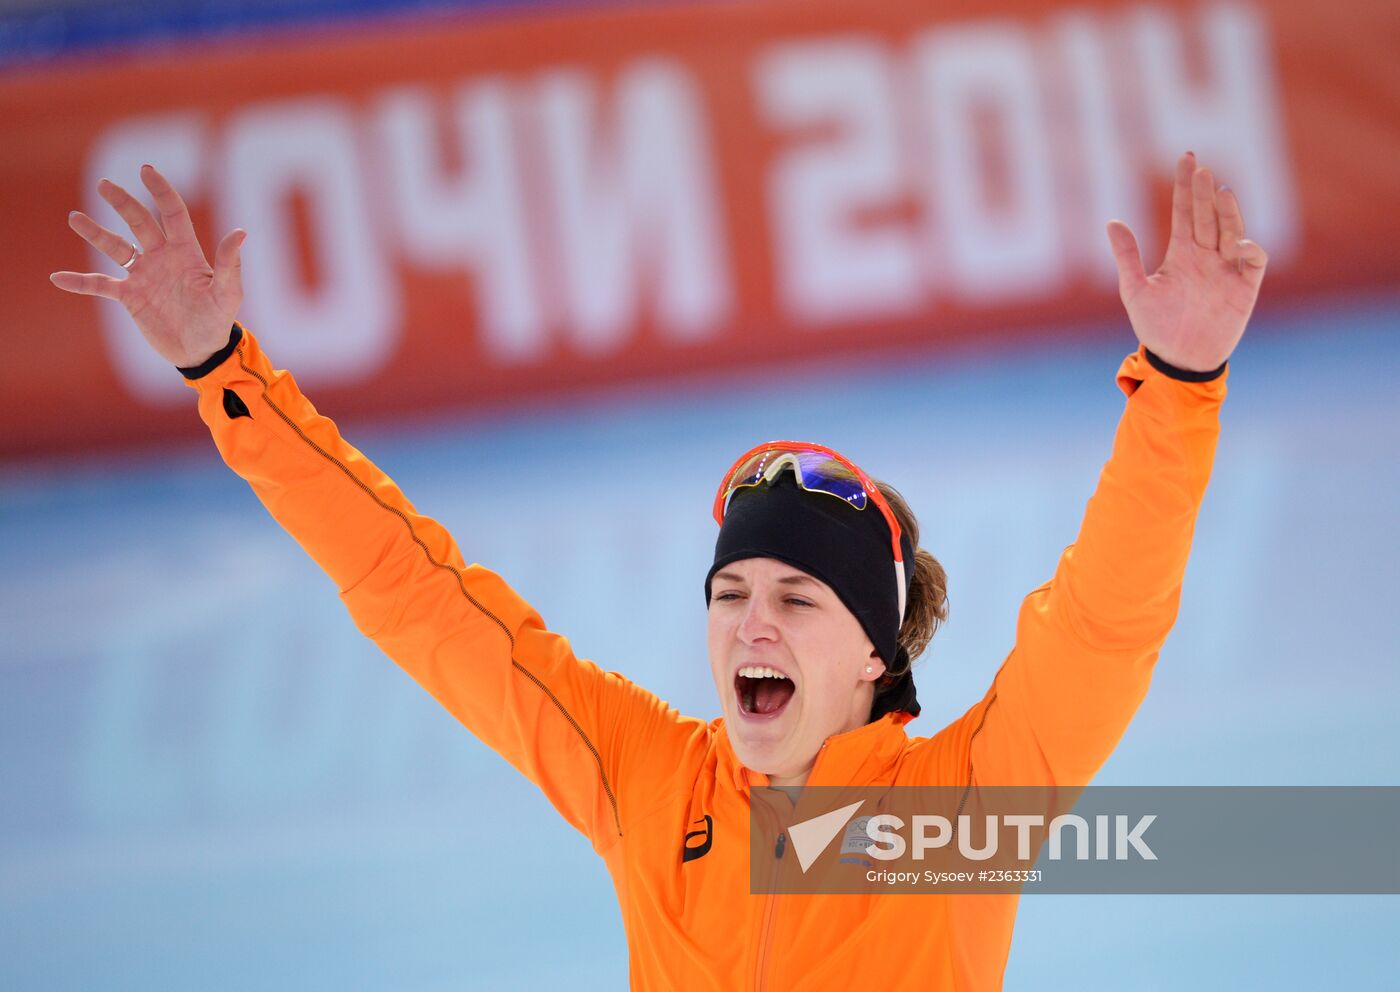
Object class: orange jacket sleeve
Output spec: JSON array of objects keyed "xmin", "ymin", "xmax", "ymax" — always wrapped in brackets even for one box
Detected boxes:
[
  {"xmin": 968, "ymin": 345, "xmax": 1228, "ymax": 787},
  {"xmin": 182, "ymin": 323, "xmax": 705, "ymax": 851}
]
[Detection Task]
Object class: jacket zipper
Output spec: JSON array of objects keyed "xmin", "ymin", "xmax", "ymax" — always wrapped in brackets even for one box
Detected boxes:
[
  {"xmin": 755, "ymin": 742, "xmax": 828, "ymax": 991},
  {"xmin": 755, "ymin": 825, "xmax": 785, "ymax": 992}
]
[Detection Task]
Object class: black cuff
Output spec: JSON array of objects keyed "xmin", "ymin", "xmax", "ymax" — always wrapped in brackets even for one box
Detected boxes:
[
  {"xmin": 177, "ymin": 324, "xmax": 243, "ymax": 380},
  {"xmin": 1144, "ymin": 347, "xmax": 1227, "ymax": 383}
]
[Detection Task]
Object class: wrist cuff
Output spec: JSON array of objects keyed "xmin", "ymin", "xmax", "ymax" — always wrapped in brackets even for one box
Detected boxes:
[
  {"xmin": 177, "ymin": 324, "xmax": 243, "ymax": 380},
  {"xmin": 1144, "ymin": 347, "xmax": 1227, "ymax": 383}
]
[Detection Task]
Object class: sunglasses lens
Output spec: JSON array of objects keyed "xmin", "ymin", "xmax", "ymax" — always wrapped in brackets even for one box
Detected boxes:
[{"xmin": 724, "ymin": 448, "xmax": 870, "ymax": 512}]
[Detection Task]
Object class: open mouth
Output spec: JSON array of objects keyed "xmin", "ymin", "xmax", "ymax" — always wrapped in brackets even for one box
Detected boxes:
[{"xmin": 735, "ymin": 666, "xmax": 796, "ymax": 718}]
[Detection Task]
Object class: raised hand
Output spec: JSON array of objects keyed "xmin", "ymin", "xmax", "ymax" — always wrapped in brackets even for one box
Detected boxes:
[
  {"xmin": 50, "ymin": 164, "xmax": 247, "ymax": 369},
  {"xmin": 1106, "ymin": 151, "xmax": 1269, "ymax": 373}
]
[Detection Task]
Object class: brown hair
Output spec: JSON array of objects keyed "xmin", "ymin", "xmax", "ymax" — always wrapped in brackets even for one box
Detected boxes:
[{"xmin": 874, "ymin": 479, "xmax": 949, "ymax": 677}]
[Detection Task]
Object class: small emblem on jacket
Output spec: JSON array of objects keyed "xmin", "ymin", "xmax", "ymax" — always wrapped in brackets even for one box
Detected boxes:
[{"xmin": 682, "ymin": 814, "xmax": 714, "ymax": 863}]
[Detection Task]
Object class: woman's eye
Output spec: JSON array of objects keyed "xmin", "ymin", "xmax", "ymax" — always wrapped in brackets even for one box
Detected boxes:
[{"xmin": 710, "ymin": 591, "xmax": 811, "ymax": 607}]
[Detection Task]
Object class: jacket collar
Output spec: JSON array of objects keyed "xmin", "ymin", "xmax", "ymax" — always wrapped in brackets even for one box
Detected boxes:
[{"xmin": 714, "ymin": 711, "xmax": 913, "ymax": 792}]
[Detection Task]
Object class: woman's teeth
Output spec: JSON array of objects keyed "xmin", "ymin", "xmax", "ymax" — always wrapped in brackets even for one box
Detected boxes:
[{"xmin": 736, "ymin": 666, "xmax": 796, "ymax": 716}]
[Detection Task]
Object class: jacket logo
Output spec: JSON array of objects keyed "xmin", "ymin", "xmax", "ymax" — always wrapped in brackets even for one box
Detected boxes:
[{"xmin": 682, "ymin": 814, "xmax": 714, "ymax": 863}]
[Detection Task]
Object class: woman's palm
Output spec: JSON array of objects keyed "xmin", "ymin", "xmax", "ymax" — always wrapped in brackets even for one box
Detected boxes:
[
  {"xmin": 1106, "ymin": 152, "xmax": 1269, "ymax": 372},
  {"xmin": 50, "ymin": 164, "xmax": 246, "ymax": 368}
]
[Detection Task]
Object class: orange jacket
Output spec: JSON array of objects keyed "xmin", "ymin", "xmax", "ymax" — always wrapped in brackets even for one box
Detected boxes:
[{"xmin": 184, "ymin": 323, "xmax": 1225, "ymax": 990}]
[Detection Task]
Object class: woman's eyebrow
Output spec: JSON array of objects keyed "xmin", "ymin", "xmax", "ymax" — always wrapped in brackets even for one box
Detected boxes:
[{"xmin": 711, "ymin": 570, "xmax": 819, "ymax": 587}]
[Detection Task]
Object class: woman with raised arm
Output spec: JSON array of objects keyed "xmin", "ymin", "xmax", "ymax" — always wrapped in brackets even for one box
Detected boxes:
[{"xmin": 52, "ymin": 152, "xmax": 1266, "ymax": 990}]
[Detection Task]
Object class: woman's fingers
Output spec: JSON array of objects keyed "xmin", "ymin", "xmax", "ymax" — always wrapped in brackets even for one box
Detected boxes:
[
  {"xmin": 140, "ymin": 164, "xmax": 200, "ymax": 246},
  {"xmin": 49, "ymin": 270, "xmax": 125, "ymax": 300},
  {"xmin": 211, "ymin": 228, "xmax": 247, "ymax": 301},
  {"xmin": 68, "ymin": 210, "xmax": 138, "ymax": 267},
  {"xmin": 1217, "ymin": 187, "xmax": 1245, "ymax": 262},
  {"xmin": 1236, "ymin": 238, "xmax": 1269, "ymax": 287},
  {"xmin": 98, "ymin": 178, "xmax": 166, "ymax": 250},
  {"xmin": 1192, "ymin": 166, "xmax": 1218, "ymax": 250},
  {"xmin": 1169, "ymin": 151, "xmax": 1196, "ymax": 245},
  {"xmin": 1105, "ymin": 220, "xmax": 1147, "ymax": 301}
]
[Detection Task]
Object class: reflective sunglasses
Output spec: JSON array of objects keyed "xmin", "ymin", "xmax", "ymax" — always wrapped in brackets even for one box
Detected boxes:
[{"xmin": 712, "ymin": 440, "xmax": 907, "ymax": 622}]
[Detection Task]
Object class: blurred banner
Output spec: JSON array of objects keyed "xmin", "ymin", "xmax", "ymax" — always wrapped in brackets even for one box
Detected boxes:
[{"xmin": 2, "ymin": 0, "xmax": 1396, "ymax": 459}]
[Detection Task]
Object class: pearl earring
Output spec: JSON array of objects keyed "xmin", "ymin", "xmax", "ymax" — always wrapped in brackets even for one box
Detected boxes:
[{"xmin": 865, "ymin": 666, "xmax": 873, "ymax": 674}]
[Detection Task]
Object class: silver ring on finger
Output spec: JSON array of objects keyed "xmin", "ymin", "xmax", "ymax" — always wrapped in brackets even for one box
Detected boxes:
[{"xmin": 120, "ymin": 244, "xmax": 139, "ymax": 270}]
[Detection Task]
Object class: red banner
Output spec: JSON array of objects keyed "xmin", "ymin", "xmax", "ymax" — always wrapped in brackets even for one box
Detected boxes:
[{"xmin": 3, "ymin": 0, "xmax": 1397, "ymax": 459}]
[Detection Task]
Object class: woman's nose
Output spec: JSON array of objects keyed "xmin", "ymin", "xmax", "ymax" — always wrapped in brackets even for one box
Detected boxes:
[{"xmin": 736, "ymin": 596, "xmax": 779, "ymax": 643}]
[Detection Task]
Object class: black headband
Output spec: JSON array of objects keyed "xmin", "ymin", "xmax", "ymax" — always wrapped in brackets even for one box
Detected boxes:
[{"xmin": 704, "ymin": 473, "xmax": 920, "ymax": 719}]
